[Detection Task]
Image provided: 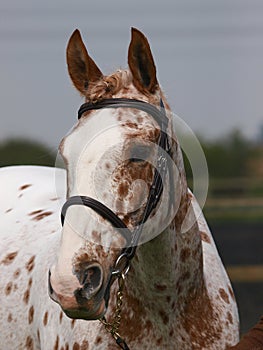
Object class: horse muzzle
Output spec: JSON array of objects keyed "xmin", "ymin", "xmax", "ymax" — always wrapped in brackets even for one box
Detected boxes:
[{"xmin": 48, "ymin": 266, "xmax": 106, "ymax": 320}]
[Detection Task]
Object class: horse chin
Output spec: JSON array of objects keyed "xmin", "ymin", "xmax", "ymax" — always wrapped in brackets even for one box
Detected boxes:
[{"xmin": 63, "ymin": 299, "xmax": 106, "ymax": 320}]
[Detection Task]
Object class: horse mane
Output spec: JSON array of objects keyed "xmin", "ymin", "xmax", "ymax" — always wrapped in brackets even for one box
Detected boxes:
[{"xmin": 87, "ymin": 69, "xmax": 133, "ymax": 102}]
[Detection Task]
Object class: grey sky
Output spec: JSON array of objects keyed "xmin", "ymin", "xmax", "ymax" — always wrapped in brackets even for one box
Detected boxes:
[{"xmin": 1, "ymin": 0, "xmax": 263, "ymax": 149}]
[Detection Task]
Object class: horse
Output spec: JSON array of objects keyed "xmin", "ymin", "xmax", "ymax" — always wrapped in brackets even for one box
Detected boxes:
[{"xmin": 0, "ymin": 28, "xmax": 239, "ymax": 349}]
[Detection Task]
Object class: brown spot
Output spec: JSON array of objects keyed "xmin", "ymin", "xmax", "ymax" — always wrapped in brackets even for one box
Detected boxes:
[
  {"xmin": 95, "ymin": 337, "xmax": 102, "ymax": 345},
  {"xmin": 26, "ymin": 256, "xmax": 35, "ymax": 273},
  {"xmin": 13, "ymin": 268, "xmax": 21, "ymax": 278},
  {"xmin": 156, "ymin": 337, "xmax": 163, "ymax": 346},
  {"xmin": 60, "ymin": 347, "xmax": 64, "ymax": 350},
  {"xmin": 169, "ymin": 329, "xmax": 174, "ymax": 337},
  {"xmin": 65, "ymin": 344, "xmax": 69, "ymax": 350},
  {"xmin": 5, "ymin": 208, "xmax": 12, "ymax": 213},
  {"xmin": 37, "ymin": 329, "xmax": 40, "ymax": 342},
  {"xmin": 32, "ymin": 211, "xmax": 53, "ymax": 221},
  {"xmin": 145, "ymin": 319, "xmax": 153, "ymax": 333},
  {"xmin": 23, "ymin": 278, "xmax": 33, "ymax": 304},
  {"xmin": 180, "ymin": 248, "xmax": 191, "ymax": 263},
  {"xmin": 200, "ymin": 231, "xmax": 211, "ymax": 244},
  {"xmin": 125, "ymin": 121, "xmax": 139, "ymax": 129},
  {"xmin": 80, "ymin": 340, "xmax": 89, "ymax": 349},
  {"xmin": 227, "ymin": 311, "xmax": 233, "ymax": 325},
  {"xmin": 118, "ymin": 181, "xmax": 129, "ymax": 198},
  {"xmin": 1, "ymin": 251, "xmax": 18, "ymax": 265},
  {"xmin": 7, "ymin": 313, "xmax": 12, "ymax": 322},
  {"xmin": 28, "ymin": 305, "xmax": 34, "ymax": 324},
  {"xmin": 50, "ymin": 197, "xmax": 59, "ymax": 201},
  {"xmin": 5, "ymin": 282, "xmax": 12, "ymax": 295},
  {"xmin": 20, "ymin": 184, "xmax": 32, "ymax": 191},
  {"xmin": 29, "ymin": 209, "xmax": 43, "ymax": 216},
  {"xmin": 54, "ymin": 336, "xmax": 59, "ymax": 350},
  {"xmin": 71, "ymin": 319, "xmax": 76, "ymax": 329},
  {"xmin": 73, "ymin": 343, "xmax": 80, "ymax": 350},
  {"xmin": 25, "ymin": 336, "xmax": 34, "ymax": 350},
  {"xmin": 154, "ymin": 283, "xmax": 167, "ymax": 292},
  {"xmin": 159, "ymin": 309, "xmax": 169, "ymax": 325},
  {"xmin": 59, "ymin": 311, "xmax": 63, "ymax": 323},
  {"xmin": 23, "ymin": 289, "xmax": 30, "ymax": 304},
  {"xmin": 219, "ymin": 288, "xmax": 230, "ymax": 304},
  {"xmin": 181, "ymin": 271, "xmax": 191, "ymax": 281},
  {"xmin": 43, "ymin": 311, "xmax": 48, "ymax": 326}
]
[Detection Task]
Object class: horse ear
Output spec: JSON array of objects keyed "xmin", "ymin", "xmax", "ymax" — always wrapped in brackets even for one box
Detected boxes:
[
  {"xmin": 66, "ymin": 29, "xmax": 103, "ymax": 95},
  {"xmin": 128, "ymin": 28, "xmax": 158, "ymax": 94}
]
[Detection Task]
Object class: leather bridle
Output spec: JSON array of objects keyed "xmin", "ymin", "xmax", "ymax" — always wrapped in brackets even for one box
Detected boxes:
[
  {"xmin": 61, "ymin": 97, "xmax": 172, "ymax": 271},
  {"xmin": 60, "ymin": 98, "xmax": 172, "ymax": 349}
]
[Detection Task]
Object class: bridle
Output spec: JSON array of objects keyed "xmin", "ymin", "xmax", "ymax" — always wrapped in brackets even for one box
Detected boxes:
[{"xmin": 60, "ymin": 98, "xmax": 172, "ymax": 349}]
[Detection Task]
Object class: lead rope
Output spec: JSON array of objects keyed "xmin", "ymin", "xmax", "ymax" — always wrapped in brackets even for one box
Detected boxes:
[{"xmin": 99, "ymin": 273, "xmax": 130, "ymax": 349}]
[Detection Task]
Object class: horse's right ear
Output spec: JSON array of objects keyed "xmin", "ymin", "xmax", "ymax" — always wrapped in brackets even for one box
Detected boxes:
[{"xmin": 66, "ymin": 30, "xmax": 103, "ymax": 95}]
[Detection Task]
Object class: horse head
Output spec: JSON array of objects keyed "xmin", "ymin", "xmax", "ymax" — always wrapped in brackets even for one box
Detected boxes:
[{"xmin": 48, "ymin": 28, "xmax": 184, "ymax": 321}]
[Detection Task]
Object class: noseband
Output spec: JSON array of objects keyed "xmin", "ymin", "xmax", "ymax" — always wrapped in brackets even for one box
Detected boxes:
[{"xmin": 60, "ymin": 98, "xmax": 172, "ymax": 349}]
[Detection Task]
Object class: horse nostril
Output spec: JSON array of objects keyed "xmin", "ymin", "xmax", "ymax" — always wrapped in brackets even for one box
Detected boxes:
[
  {"xmin": 82, "ymin": 265, "xmax": 103, "ymax": 291},
  {"xmin": 74, "ymin": 263, "xmax": 104, "ymax": 302}
]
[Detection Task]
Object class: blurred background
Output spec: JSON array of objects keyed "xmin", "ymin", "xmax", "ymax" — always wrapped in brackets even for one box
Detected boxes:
[{"xmin": 1, "ymin": 0, "xmax": 262, "ymax": 335}]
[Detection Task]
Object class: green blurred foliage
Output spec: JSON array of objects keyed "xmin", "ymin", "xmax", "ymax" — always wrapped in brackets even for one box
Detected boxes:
[
  {"xmin": 183, "ymin": 130, "xmax": 263, "ymax": 223},
  {"xmin": 201, "ymin": 129, "xmax": 253, "ymax": 178},
  {"xmin": 183, "ymin": 129, "xmax": 261, "ymax": 180},
  {"xmin": 0, "ymin": 139, "xmax": 56, "ymax": 167}
]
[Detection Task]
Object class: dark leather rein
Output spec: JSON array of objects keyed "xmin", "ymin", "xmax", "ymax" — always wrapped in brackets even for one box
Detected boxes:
[{"xmin": 60, "ymin": 98, "xmax": 172, "ymax": 349}]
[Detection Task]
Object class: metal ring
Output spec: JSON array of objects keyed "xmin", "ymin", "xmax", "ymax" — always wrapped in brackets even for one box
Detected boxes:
[{"xmin": 112, "ymin": 253, "xmax": 131, "ymax": 277}]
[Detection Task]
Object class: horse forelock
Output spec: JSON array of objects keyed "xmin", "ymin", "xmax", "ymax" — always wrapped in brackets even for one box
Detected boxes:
[
  {"xmin": 83, "ymin": 69, "xmax": 163, "ymax": 107},
  {"xmin": 87, "ymin": 70, "xmax": 132, "ymax": 102}
]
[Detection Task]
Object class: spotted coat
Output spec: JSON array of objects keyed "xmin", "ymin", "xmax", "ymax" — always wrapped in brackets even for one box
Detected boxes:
[
  {"xmin": 0, "ymin": 27, "xmax": 239, "ymax": 350},
  {"xmin": 0, "ymin": 165, "xmax": 239, "ymax": 349}
]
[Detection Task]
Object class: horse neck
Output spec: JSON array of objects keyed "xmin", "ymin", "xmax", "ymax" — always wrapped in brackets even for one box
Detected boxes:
[
  {"xmin": 125, "ymin": 212, "xmax": 204, "ymax": 311},
  {"xmin": 122, "ymin": 131, "xmax": 205, "ymax": 319}
]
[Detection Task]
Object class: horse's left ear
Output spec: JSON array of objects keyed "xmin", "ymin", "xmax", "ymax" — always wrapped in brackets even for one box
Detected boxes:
[{"xmin": 128, "ymin": 28, "xmax": 158, "ymax": 94}]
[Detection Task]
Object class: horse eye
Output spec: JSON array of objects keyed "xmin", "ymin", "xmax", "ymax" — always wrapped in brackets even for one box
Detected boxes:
[
  {"xmin": 130, "ymin": 157, "xmax": 144, "ymax": 163},
  {"xmin": 129, "ymin": 146, "xmax": 150, "ymax": 163}
]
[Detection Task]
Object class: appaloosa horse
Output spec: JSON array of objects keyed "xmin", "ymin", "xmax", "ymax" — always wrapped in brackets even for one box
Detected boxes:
[{"xmin": 0, "ymin": 28, "xmax": 239, "ymax": 349}]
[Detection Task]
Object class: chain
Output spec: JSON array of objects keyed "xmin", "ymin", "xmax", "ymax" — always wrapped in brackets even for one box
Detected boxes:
[{"xmin": 100, "ymin": 273, "xmax": 129, "ymax": 349}]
